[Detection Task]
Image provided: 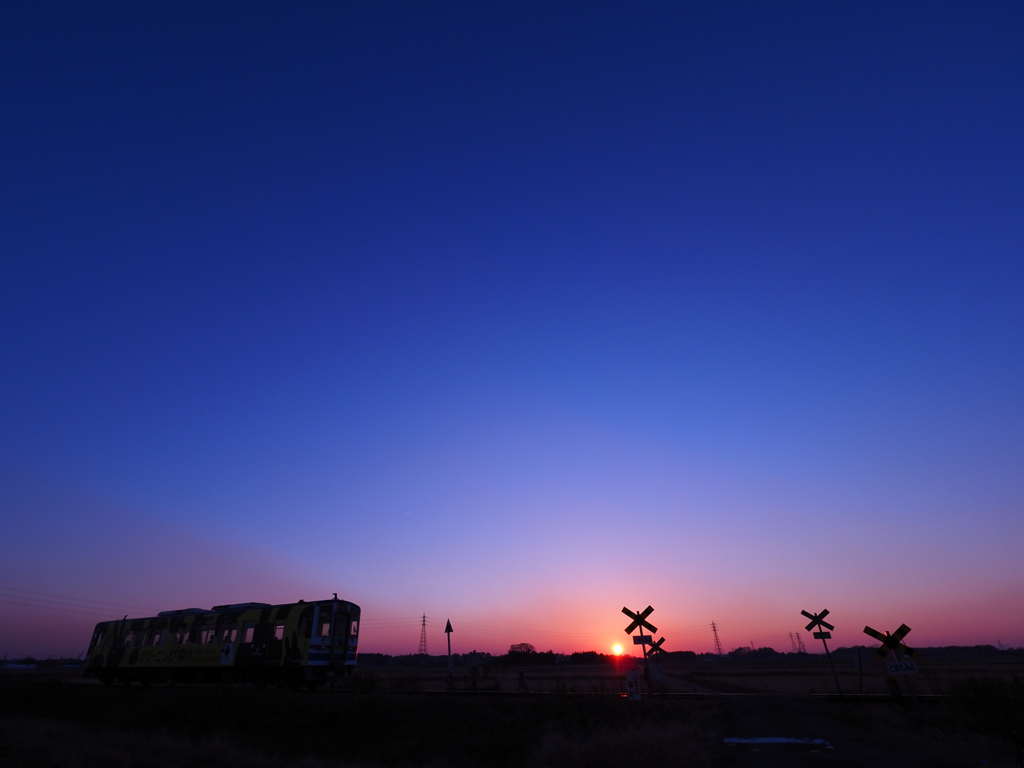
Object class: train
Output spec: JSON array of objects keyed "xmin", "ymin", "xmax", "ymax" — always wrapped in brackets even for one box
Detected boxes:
[{"xmin": 83, "ymin": 596, "xmax": 359, "ymax": 687}]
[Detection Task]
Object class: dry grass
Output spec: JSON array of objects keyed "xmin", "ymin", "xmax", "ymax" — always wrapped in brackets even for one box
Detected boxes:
[
  {"xmin": 828, "ymin": 695, "xmax": 1022, "ymax": 767},
  {"xmin": 0, "ymin": 676, "xmax": 719, "ymax": 768},
  {"xmin": 0, "ymin": 715, "xmax": 358, "ymax": 768},
  {"xmin": 528, "ymin": 717, "xmax": 715, "ymax": 768},
  {"xmin": 3, "ymin": 658, "xmax": 1020, "ymax": 767}
]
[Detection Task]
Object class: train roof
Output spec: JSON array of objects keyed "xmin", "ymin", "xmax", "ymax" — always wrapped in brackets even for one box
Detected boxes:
[
  {"xmin": 156, "ymin": 608, "xmax": 207, "ymax": 616},
  {"xmin": 108, "ymin": 598, "xmax": 356, "ymax": 623}
]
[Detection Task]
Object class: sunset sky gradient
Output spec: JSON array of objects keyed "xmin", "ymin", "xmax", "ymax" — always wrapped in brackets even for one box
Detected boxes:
[{"xmin": 2, "ymin": 2, "xmax": 1023, "ymax": 659}]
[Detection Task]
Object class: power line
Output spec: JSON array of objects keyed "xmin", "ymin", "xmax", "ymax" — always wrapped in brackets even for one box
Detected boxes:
[
  {"xmin": 0, "ymin": 585, "xmax": 151, "ymax": 612},
  {"xmin": 362, "ymin": 617, "xmax": 436, "ymax": 628},
  {"xmin": 0, "ymin": 597, "xmax": 116, "ymax": 619},
  {"xmin": 0, "ymin": 586, "xmax": 152, "ymax": 616},
  {"xmin": 658, "ymin": 623, "xmax": 715, "ymax": 637}
]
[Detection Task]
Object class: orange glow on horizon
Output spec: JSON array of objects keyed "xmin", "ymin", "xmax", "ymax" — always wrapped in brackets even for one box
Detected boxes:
[{"xmin": 612, "ymin": 643, "xmax": 623, "ymax": 655}]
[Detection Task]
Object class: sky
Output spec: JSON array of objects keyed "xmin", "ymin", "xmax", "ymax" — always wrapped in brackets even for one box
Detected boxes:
[{"xmin": 2, "ymin": 2, "xmax": 1023, "ymax": 660}]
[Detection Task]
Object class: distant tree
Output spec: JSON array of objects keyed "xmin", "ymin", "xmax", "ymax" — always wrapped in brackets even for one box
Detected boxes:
[
  {"xmin": 666, "ymin": 650, "xmax": 697, "ymax": 661},
  {"xmin": 508, "ymin": 643, "xmax": 535, "ymax": 654},
  {"xmin": 568, "ymin": 651, "xmax": 607, "ymax": 664}
]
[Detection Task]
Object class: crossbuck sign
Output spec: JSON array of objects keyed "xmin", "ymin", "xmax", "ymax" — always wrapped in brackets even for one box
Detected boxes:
[
  {"xmin": 864, "ymin": 624, "xmax": 918, "ymax": 660},
  {"xmin": 621, "ymin": 605, "xmax": 668, "ymax": 694},
  {"xmin": 622, "ymin": 606, "xmax": 657, "ymax": 635},
  {"xmin": 801, "ymin": 609, "xmax": 834, "ymax": 640},
  {"xmin": 800, "ymin": 607, "xmax": 842, "ymax": 696}
]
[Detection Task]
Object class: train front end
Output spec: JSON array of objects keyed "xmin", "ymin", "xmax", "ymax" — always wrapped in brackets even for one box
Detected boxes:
[{"xmin": 304, "ymin": 597, "xmax": 359, "ymax": 683}]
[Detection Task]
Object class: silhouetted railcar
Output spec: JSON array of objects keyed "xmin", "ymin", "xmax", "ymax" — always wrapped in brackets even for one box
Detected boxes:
[{"xmin": 83, "ymin": 596, "xmax": 359, "ymax": 687}]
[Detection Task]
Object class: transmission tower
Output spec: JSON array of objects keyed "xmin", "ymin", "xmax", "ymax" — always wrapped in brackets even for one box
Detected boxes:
[
  {"xmin": 711, "ymin": 621, "xmax": 724, "ymax": 655},
  {"xmin": 789, "ymin": 632, "xmax": 797, "ymax": 653},
  {"xmin": 418, "ymin": 613, "xmax": 428, "ymax": 655},
  {"xmin": 796, "ymin": 633, "xmax": 807, "ymax": 653}
]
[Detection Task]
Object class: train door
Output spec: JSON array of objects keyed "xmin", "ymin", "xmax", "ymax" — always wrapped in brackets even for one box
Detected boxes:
[
  {"xmin": 266, "ymin": 620, "xmax": 285, "ymax": 663},
  {"xmin": 311, "ymin": 604, "xmax": 331, "ymax": 649},
  {"xmin": 311, "ymin": 603, "xmax": 347, "ymax": 661}
]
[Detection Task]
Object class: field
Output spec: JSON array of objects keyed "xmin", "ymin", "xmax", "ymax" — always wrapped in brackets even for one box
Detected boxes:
[
  {"xmin": 1, "ymin": 655, "xmax": 1021, "ymax": 767},
  {"xmin": 356, "ymin": 653, "xmax": 1024, "ymax": 697}
]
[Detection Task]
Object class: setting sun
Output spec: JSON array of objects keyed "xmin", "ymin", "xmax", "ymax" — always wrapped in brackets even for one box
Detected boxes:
[{"xmin": 612, "ymin": 644, "xmax": 623, "ymax": 655}]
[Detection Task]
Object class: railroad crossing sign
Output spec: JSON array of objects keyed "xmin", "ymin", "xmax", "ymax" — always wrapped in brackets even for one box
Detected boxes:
[
  {"xmin": 620, "ymin": 605, "xmax": 667, "ymax": 697},
  {"xmin": 622, "ymin": 606, "xmax": 657, "ymax": 635},
  {"xmin": 801, "ymin": 609, "xmax": 834, "ymax": 640},
  {"xmin": 800, "ymin": 607, "xmax": 842, "ymax": 696},
  {"xmin": 633, "ymin": 635, "xmax": 666, "ymax": 654},
  {"xmin": 886, "ymin": 660, "xmax": 919, "ymax": 675},
  {"xmin": 864, "ymin": 624, "xmax": 918, "ymax": 660}
]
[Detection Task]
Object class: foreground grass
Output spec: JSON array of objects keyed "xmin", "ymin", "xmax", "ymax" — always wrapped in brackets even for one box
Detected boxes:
[
  {"xmin": 0, "ymin": 678, "xmax": 719, "ymax": 768},
  {"xmin": 0, "ymin": 715, "xmax": 346, "ymax": 768},
  {"xmin": 4, "ymin": 672, "xmax": 1019, "ymax": 767}
]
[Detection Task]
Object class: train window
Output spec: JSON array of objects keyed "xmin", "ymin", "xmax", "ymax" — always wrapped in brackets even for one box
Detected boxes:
[
  {"xmin": 242, "ymin": 623, "xmax": 255, "ymax": 643},
  {"xmin": 317, "ymin": 616, "xmax": 331, "ymax": 638},
  {"xmin": 272, "ymin": 622, "xmax": 284, "ymax": 641},
  {"xmin": 150, "ymin": 629, "xmax": 164, "ymax": 646},
  {"xmin": 123, "ymin": 631, "xmax": 134, "ymax": 648},
  {"xmin": 220, "ymin": 626, "xmax": 237, "ymax": 643},
  {"xmin": 351, "ymin": 621, "xmax": 358, "ymax": 636},
  {"xmin": 200, "ymin": 627, "xmax": 216, "ymax": 644},
  {"xmin": 175, "ymin": 626, "xmax": 188, "ymax": 644},
  {"xmin": 91, "ymin": 629, "xmax": 104, "ymax": 648}
]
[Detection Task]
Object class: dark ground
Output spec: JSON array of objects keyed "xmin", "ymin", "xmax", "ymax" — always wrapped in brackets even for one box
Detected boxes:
[{"xmin": 0, "ymin": 666, "xmax": 1020, "ymax": 767}]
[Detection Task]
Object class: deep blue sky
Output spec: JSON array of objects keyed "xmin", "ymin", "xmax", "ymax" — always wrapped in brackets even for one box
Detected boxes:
[{"xmin": 2, "ymin": 2, "xmax": 1023, "ymax": 657}]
